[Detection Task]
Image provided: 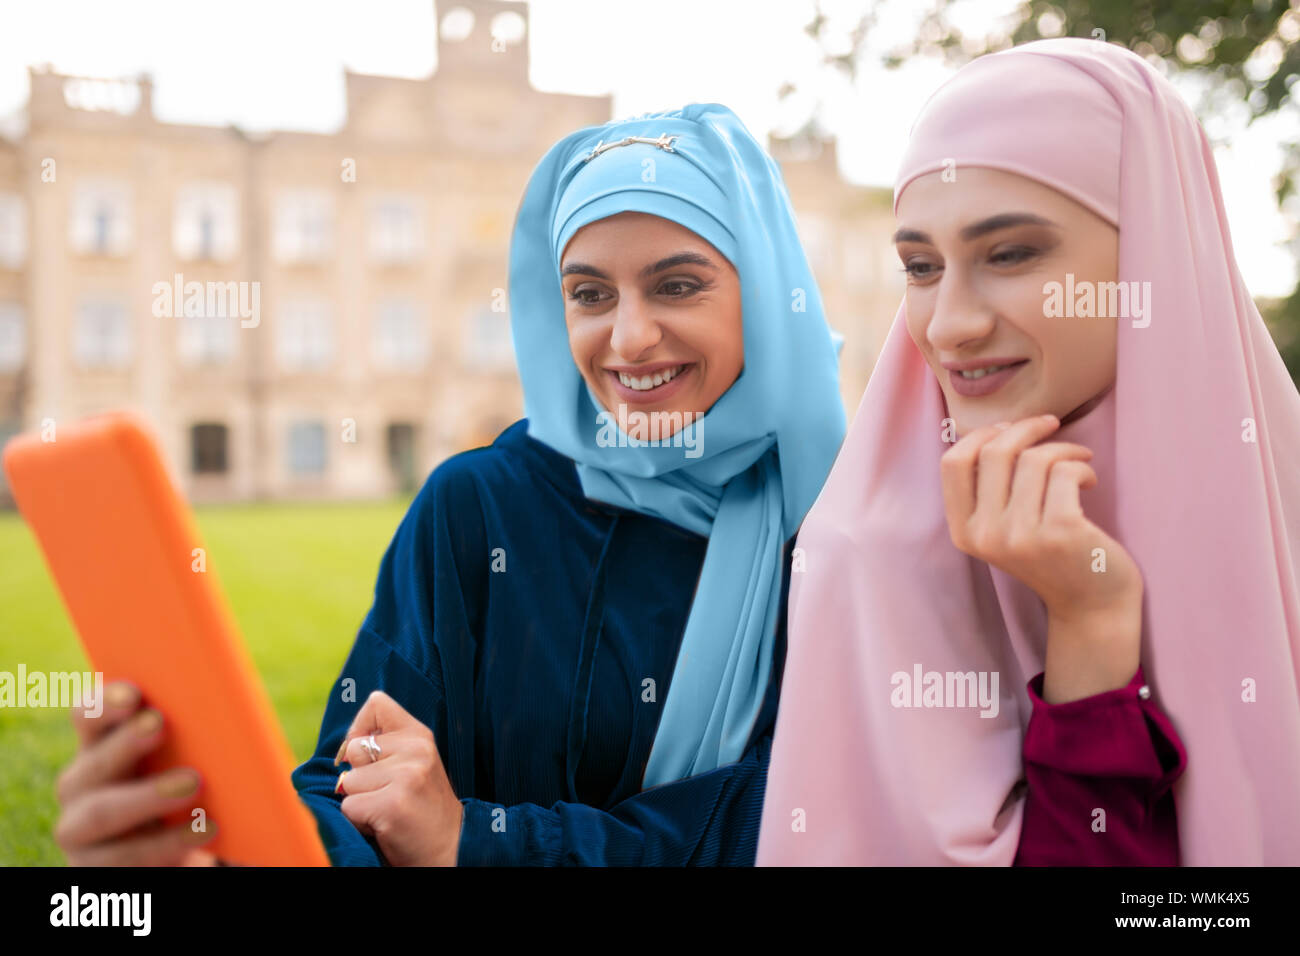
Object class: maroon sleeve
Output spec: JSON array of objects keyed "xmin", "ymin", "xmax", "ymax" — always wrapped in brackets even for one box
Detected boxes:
[{"xmin": 1013, "ymin": 664, "xmax": 1186, "ymax": 866}]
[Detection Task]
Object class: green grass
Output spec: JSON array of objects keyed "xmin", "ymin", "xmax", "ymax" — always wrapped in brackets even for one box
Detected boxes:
[{"xmin": 0, "ymin": 498, "xmax": 411, "ymax": 866}]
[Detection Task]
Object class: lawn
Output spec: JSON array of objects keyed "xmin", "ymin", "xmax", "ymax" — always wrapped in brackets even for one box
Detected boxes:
[{"xmin": 0, "ymin": 498, "xmax": 411, "ymax": 866}]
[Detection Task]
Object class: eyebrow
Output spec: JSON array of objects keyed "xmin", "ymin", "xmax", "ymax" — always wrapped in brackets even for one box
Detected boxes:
[
  {"xmin": 892, "ymin": 212, "xmax": 1060, "ymax": 245},
  {"xmin": 560, "ymin": 251, "xmax": 717, "ymax": 280}
]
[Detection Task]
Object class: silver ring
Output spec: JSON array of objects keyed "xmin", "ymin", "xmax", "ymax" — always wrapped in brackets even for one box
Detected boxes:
[{"xmin": 359, "ymin": 733, "xmax": 382, "ymax": 762}]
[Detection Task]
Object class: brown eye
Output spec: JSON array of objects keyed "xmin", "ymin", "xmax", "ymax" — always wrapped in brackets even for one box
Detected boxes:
[
  {"xmin": 989, "ymin": 246, "xmax": 1038, "ymax": 266},
  {"xmin": 900, "ymin": 261, "xmax": 940, "ymax": 281},
  {"xmin": 658, "ymin": 279, "xmax": 701, "ymax": 298},
  {"xmin": 567, "ymin": 286, "xmax": 609, "ymax": 306}
]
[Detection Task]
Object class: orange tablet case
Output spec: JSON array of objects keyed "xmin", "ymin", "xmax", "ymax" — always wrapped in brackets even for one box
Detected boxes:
[{"xmin": 3, "ymin": 412, "xmax": 330, "ymax": 866}]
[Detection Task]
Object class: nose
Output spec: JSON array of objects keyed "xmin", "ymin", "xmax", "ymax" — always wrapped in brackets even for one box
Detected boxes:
[
  {"xmin": 925, "ymin": 265, "xmax": 997, "ymax": 353},
  {"xmin": 609, "ymin": 294, "xmax": 663, "ymax": 360}
]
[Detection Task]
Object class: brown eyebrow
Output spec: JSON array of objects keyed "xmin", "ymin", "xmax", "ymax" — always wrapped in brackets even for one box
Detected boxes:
[
  {"xmin": 560, "ymin": 251, "xmax": 717, "ymax": 280},
  {"xmin": 892, "ymin": 212, "xmax": 1060, "ymax": 245}
]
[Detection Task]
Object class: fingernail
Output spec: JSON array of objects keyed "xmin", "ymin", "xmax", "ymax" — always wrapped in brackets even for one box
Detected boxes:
[
  {"xmin": 105, "ymin": 683, "xmax": 136, "ymax": 708},
  {"xmin": 132, "ymin": 709, "xmax": 163, "ymax": 737},
  {"xmin": 994, "ymin": 421, "xmax": 1011, "ymax": 430},
  {"xmin": 187, "ymin": 821, "xmax": 218, "ymax": 843},
  {"xmin": 334, "ymin": 771, "xmax": 348, "ymax": 795},
  {"xmin": 334, "ymin": 739, "xmax": 348, "ymax": 766},
  {"xmin": 156, "ymin": 769, "xmax": 199, "ymax": 798},
  {"xmin": 1041, "ymin": 413, "xmax": 1059, "ymax": 423}
]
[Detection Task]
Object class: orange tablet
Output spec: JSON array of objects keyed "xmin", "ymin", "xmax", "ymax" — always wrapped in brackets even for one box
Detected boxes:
[{"xmin": 3, "ymin": 411, "xmax": 329, "ymax": 866}]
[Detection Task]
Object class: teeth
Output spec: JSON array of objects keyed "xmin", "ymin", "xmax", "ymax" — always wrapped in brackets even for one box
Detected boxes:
[
  {"xmin": 618, "ymin": 364, "xmax": 683, "ymax": 391},
  {"xmin": 959, "ymin": 363, "xmax": 1016, "ymax": 380}
]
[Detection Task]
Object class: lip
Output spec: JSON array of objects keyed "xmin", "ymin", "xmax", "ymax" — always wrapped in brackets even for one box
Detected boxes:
[
  {"xmin": 606, "ymin": 362, "xmax": 695, "ymax": 405},
  {"xmin": 946, "ymin": 358, "xmax": 1029, "ymax": 398},
  {"xmin": 940, "ymin": 357, "xmax": 1028, "ymax": 372},
  {"xmin": 605, "ymin": 360, "xmax": 685, "ymax": 375}
]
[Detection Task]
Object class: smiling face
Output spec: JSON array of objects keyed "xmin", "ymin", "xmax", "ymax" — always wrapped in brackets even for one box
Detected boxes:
[
  {"xmin": 893, "ymin": 167, "xmax": 1120, "ymax": 436},
  {"xmin": 560, "ymin": 211, "xmax": 744, "ymax": 439}
]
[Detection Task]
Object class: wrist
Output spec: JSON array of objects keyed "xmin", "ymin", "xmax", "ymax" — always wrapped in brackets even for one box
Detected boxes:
[{"xmin": 1042, "ymin": 588, "xmax": 1143, "ymax": 704}]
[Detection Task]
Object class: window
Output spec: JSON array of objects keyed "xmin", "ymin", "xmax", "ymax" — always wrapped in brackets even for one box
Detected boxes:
[
  {"xmin": 0, "ymin": 194, "xmax": 26, "ymax": 269},
  {"xmin": 275, "ymin": 299, "xmax": 333, "ymax": 370},
  {"xmin": 70, "ymin": 180, "xmax": 132, "ymax": 256},
  {"xmin": 463, "ymin": 305, "xmax": 514, "ymax": 369},
  {"xmin": 178, "ymin": 307, "xmax": 236, "ymax": 364},
  {"xmin": 74, "ymin": 299, "xmax": 131, "ymax": 367},
  {"xmin": 272, "ymin": 190, "xmax": 332, "ymax": 264},
  {"xmin": 386, "ymin": 422, "xmax": 416, "ymax": 493},
  {"xmin": 368, "ymin": 197, "xmax": 421, "ymax": 264},
  {"xmin": 190, "ymin": 423, "xmax": 229, "ymax": 474},
  {"xmin": 372, "ymin": 300, "xmax": 426, "ymax": 370},
  {"xmin": 287, "ymin": 421, "xmax": 326, "ymax": 475},
  {"xmin": 0, "ymin": 303, "xmax": 25, "ymax": 370},
  {"xmin": 174, "ymin": 183, "xmax": 239, "ymax": 261}
]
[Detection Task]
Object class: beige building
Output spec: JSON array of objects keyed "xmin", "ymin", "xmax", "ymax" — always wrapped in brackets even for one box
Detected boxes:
[{"xmin": 0, "ymin": 0, "xmax": 902, "ymax": 505}]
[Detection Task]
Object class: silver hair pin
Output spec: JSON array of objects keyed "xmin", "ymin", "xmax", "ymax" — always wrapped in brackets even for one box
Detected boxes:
[{"xmin": 583, "ymin": 134, "xmax": 679, "ymax": 163}]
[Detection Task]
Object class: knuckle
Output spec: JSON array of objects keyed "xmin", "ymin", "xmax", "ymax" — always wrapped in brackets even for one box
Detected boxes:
[
  {"xmin": 1003, "ymin": 527, "xmax": 1033, "ymax": 556},
  {"xmin": 54, "ymin": 765, "xmax": 77, "ymax": 805},
  {"xmin": 79, "ymin": 796, "xmax": 115, "ymax": 838},
  {"xmin": 969, "ymin": 527, "xmax": 1000, "ymax": 556},
  {"xmin": 52, "ymin": 813, "xmax": 75, "ymax": 850},
  {"xmin": 369, "ymin": 807, "xmax": 392, "ymax": 838},
  {"xmin": 1021, "ymin": 445, "xmax": 1053, "ymax": 466}
]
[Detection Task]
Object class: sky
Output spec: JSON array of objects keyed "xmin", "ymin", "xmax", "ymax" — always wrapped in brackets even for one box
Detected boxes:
[{"xmin": 1, "ymin": 0, "xmax": 1295, "ymax": 295}]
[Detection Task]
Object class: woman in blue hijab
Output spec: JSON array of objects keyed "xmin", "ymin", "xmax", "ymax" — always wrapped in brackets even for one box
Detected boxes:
[
  {"xmin": 48, "ymin": 102, "xmax": 844, "ymax": 869},
  {"xmin": 284, "ymin": 104, "xmax": 846, "ymax": 865}
]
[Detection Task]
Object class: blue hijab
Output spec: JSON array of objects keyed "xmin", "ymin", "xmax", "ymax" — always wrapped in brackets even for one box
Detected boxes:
[{"xmin": 509, "ymin": 103, "xmax": 845, "ymax": 787}]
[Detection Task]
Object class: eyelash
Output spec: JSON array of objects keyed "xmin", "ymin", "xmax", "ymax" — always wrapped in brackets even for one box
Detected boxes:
[
  {"xmin": 898, "ymin": 246, "xmax": 1040, "ymax": 280},
  {"xmin": 566, "ymin": 279, "xmax": 707, "ymax": 305}
]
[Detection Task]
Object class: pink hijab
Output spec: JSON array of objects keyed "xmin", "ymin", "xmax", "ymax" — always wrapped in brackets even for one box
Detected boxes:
[{"xmin": 757, "ymin": 37, "xmax": 1300, "ymax": 866}]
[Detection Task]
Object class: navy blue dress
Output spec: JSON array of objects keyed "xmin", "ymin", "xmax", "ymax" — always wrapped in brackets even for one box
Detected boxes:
[{"xmin": 290, "ymin": 419, "xmax": 790, "ymax": 865}]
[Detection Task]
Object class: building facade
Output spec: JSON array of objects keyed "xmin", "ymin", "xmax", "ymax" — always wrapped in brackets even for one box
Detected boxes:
[{"xmin": 0, "ymin": 0, "xmax": 901, "ymax": 504}]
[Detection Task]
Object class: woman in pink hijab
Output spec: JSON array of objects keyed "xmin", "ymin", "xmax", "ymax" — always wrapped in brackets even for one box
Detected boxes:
[{"xmin": 758, "ymin": 37, "xmax": 1300, "ymax": 866}]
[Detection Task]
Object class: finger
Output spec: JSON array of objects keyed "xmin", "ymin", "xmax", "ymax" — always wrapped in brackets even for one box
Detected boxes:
[
  {"xmin": 339, "ymin": 788, "xmax": 386, "ymax": 839},
  {"xmin": 333, "ymin": 749, "xmax": 409, "ymax": 797},
  {"xmin": 336, "ymin": 730, "xmax": 399, "ymax": 768},
  {"xmin": 940, "ymin": 424, "xmax": 1009, "ymax": 526},
  {"xmin": 1006, "ymin": 442, "xmax": 1095, "ymax": 524},
  {"xmin": 1043, "ymin": 460, "xmax": 1099, "ymax": 521},
  {"xmin": 70, "ymin": 680, "xmax": 143, "ymax": 749},
  {"xmin": 973, "ymin": 415, "xmax": 1062, "ymax": 515},
  {"xmin": 343, "ymin": 690, "xmax": 418, "ymax": 742},
  {"xmin": 70, "ymin": 818, "xmax": 219, "ymax": 868},
  {"xmin": 57, "ymin": 707, "xmax": 168, "ymax": 805},
  {"xmin": 179, "ymin": 849, "xmax": 221, "ymax": 867},
  {"xmin": 56, "ymin": 767, "xmax": 203, "ymax": 849}
]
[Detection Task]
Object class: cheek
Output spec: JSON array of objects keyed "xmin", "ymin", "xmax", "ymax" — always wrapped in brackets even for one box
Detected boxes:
[
  {"xmin": 683, "ymin": 294, "xmax": 743, "ymax": 380},
  {"xmin": 1070, "ymin": 319, "xmax": 1118, "ymax": 388},
  {"xmin": 1000, "ymin": 274, "xmax": 1055, "ymax": 333},
  {"xmin": 564, "ymin": 315, "xmax": 603, "ymax": 375},
  {"xmin": 721, "ymin": 301, "xmax": 744, "ymax": 374},
  {"xmin": 903, "ymin": 296, "xmax": 929, "ymax": 353}
]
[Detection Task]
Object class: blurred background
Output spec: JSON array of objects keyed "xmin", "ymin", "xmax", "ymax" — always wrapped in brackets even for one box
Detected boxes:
[{"xmin": 1, "ymin": 0, "xmax": 1297, "ymax": 863}]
